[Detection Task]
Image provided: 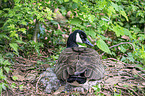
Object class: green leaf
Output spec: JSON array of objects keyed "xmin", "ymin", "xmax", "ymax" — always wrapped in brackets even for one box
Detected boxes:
[
  {"xmin": 119, "ymin": 45, "xmax": 127, "ymax": 53},
  {"xmin": 18, "ymin": 28, "xmax": 26, "ymax": 34},
  {"xmin": 0, "ymin": 68, "xmax": 3, "ymax": 74},
  {"xmin": 0, "ymin": 83, "xmax": 2, "ymax": 94},
  {"xmin": 4, "ymin": 67, "xmax": 10, "ymax": 73},
  {"xmin": 88, "ymin": 15, "xmax": 95, "ymax": 23},
  {"xmin": 3, "ymin": 60, "xmax": 11, "ymax": 66},
  {"xmin": 11, "ymin": 83, "xmax": 16, "ymax": 88},
  {"xmin": 19, "ymin": 84, "xmax": 24, "ymax": 91},
  {"xmin": 112, "ymin": 25, "xmax": 123, "ymax": 37},
  {"xmin": 0, "ymin": 34, "xmax": 10, "ymax": 40},
  {"xmin": 77, "ymin": 42, "xmax": 87, "ymax": 47},
  {"xmin": 73, "ymin": 0, "xmax": 79, "ymax": 3},
  {"xmin": 134, "ymin": 75, "xmax": 138, "ymax": 77},
  {"xmin": 2, "ymin": 83, "xmax": 6, "ymax": 90},
  {"xmin": 96, "ymin": 39, "xmax": 112, "ymax": 54},
  {"xmin": 70, "ymin": 18, "xmax": 82, "ymax": 25},
  {"xmin": 111, "ymin": 2, "xmax": 119, "ymax": 11},
  {"xmin": 112, "ymin": 25, "xmax": 130, "ymax": 37},
  {"xmin": 64, "ymin": 0, "xmax": 69, "ymax": 2},
  {"xmin": 9, "ymin": 43, "xmax": 18, "ymax": 53},
  {"xmin": 131, "ymin": 4, "xmax": 138, "ymax": 11},
  {"xmin": 136, "ymin": 64, "xmax": 143, "ymax": 68},
  {"xmin": 10, "ymin": 30, "xmax": 18, "ymax": 38},
  {"xmin": 72, "ymin": 2, "xmax": 78, "ymax": 9},
  {"xmin": 12, "ymin": 76, "xmax": 18, "ymax": 81},
  {"xmin": 107, "ymin": 6, "xmax": 116, "ymax": 16},
  {"xmin": 123, "ymin": 85, "xmax": 128, "ymax": 87},
  {"xmin": 86, "ymin": 30, "xmax": 96, "ymax": 39},
  {"xmin": 20, "ymin": 20, "xmax": 27, "ymax": 25},
  {"xmin": 16, "ymin": 40, "xmax": 26, "ymax": 44},
  {"xmin": 120, "ymin": 11, "xmax": 128, "ymax": 21}
]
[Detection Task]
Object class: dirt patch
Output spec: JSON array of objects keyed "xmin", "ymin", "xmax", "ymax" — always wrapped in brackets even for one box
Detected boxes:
[{"xmin": 1, "ymin": 57, "xmax": 145, "ymax": 96}]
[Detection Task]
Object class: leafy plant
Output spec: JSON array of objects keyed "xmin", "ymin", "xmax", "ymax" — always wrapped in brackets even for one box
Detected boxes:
[
  {"xmin": 93, "ymin": 84, "xmax": 103, "ymax": 96},
  {"xmin": 0, "ymin": 54, "xmax": 11, "ymax": 94}
]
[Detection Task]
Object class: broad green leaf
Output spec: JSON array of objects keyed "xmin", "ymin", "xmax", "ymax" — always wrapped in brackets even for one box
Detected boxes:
[
  {"xmin": 113, "ymin": 25, "xmax": 130, "ymax": 37},
  {"xmin": 113, "ymin": 24, "xmax": 131, "ymax": 37},
  {"xmin": 9, "ymin": 43, "xmax": 18, "ymax": 53},
  {"xmin": 16, "ymin": 40, "xmax": 26, "ymax": 44},
  {"xmin": 120, "ymin": 11, "xmax": 128, "ymax": 21},
  {"xmin": 86, "ymin": 30, "xmax": 96, "ymax": 39},
  {"xmin": 96, "ymin": 39, "xmax": 112, "ymax": 54},
  {"xmin": 112, "ymin": 25, "xmax": 123, "ymax": 37},
  {"xmin": 123, "ymin": 28, "xmax": 132, "ymax": 38},
  {"xmin": 70, "ymin": 18, "xmax": 82, "ymax": 25}
]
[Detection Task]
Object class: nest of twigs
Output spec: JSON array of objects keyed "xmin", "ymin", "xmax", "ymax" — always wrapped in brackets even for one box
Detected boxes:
[{"xmin": 1, "ymin": 56, "xmax": 145, "ymax": 96}]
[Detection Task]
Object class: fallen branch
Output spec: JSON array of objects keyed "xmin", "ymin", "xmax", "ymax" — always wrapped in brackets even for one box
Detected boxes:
[{"xmin": 102, "ymin": 42, "xmax": 135, "ymax": 55}]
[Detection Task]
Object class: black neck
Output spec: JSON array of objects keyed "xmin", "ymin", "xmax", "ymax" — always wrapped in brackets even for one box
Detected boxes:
[
  {"xmin": 67, "ymin": 41, "xmax": 78, "ymax": 48},
  {"xmin": 66, "ymin": 32, "xmax": 78, "ymax": 48}
]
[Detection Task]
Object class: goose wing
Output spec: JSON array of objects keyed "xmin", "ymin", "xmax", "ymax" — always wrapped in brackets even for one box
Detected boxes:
[{"xmin": 55, "ymin": 47, "xmax": 104, "ymax": 81}]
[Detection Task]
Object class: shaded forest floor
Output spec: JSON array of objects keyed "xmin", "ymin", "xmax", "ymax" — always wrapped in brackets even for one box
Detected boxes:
[{"xmin": 1, "ymin": 54, "xmax": 145, "ymax": 96}]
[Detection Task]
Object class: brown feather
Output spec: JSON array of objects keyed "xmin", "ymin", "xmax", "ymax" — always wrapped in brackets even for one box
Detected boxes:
[{"xmin": 55, "ymin": 47, "xmax": 104, "ymax": 82}]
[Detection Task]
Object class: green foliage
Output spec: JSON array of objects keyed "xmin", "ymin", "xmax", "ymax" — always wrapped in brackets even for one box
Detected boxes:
[
  {"xmin": 1, "ymin": 0, "xmax": 145, "ymax": 59},
  {"xmin": 93, "ymin": 84, "xmax": 103, "ymax": 96},
  {"xmin": 0, "ymin": 0, "xmax": 54, "ymax": 56},
  {"xmin": 0, "ymin": 0, "xmax": 145, "ymax": 94},
  {"xmin": 0, "ymin": 54, "xmax": 11, "ymax": 94},
  {"xmin": 96, "ymin": 38, "xmax": 112, "ymax": 54}
]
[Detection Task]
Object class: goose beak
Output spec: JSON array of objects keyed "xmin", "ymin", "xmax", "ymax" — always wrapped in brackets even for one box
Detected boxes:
[{"xmin": 84, "ymin": 39, "xmax": 94, "ymax": 46}]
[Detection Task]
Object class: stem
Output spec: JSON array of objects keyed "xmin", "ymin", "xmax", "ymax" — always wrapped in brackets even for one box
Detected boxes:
[
  {"xmin": 33, "ymin": 19, "xmax": 39, "ymax": 42},
  {"xmin": 101, "ymin": 42, "xmax": 135, "ymax": 56}
]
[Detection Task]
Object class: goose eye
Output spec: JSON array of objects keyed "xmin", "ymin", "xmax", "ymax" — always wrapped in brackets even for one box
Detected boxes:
[{"xmin": 81, "ymin": 35, "xmax": 84, "ymax": 39}]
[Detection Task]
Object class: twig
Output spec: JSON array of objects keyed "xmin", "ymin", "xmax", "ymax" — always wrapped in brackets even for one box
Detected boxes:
[
  {"xmin": 35, "ymin": 73, "xmax": 47, "ymax": 94},
  {"xmin": 109, "ymin": 42, "xmax": 135, "ymax": 50},
  {"xmin": 35, "ymin": 74, "xmax": 42, "ymax": 93},
  {"xmin": 115, "ymin": 86, "xmax": 139, "ymax": 96},
  {"xmin": 132, "ymin": 69, "xmax": 145, "ymax": 80},
  {"xmin": 101, "ymin": 42, "xmax": 135, "ymax": 55}
]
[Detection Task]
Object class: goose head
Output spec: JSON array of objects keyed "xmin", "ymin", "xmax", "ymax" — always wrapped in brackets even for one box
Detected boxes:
[{"xmin": 67, "ymin": 30, "xmax": 94, "ymax": 48}]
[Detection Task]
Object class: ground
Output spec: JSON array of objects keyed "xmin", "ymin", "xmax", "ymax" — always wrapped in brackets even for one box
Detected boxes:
[{"xmin": 1, "ymin": 55, "xmax": 145, "ymax": 96}]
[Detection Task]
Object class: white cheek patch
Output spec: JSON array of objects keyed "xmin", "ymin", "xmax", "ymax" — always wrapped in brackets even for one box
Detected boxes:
[
  {"xmin": 78, "ymin": 45, "xmax": 85, "ymax": 47},
  {"xmin": 76, "ymin": 33, "xmax": 83, "ymax": 43}
]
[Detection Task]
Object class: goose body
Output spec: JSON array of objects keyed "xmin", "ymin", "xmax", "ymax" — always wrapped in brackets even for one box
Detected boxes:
[{"xmin": 55, "ymin": 30, "xmax": 104, "ymax": 85}]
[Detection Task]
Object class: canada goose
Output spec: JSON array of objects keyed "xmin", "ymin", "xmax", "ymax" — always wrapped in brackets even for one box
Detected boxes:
[{"xmin": 55, "ymin": 30, "xmax": 104, "ymax": 86}]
